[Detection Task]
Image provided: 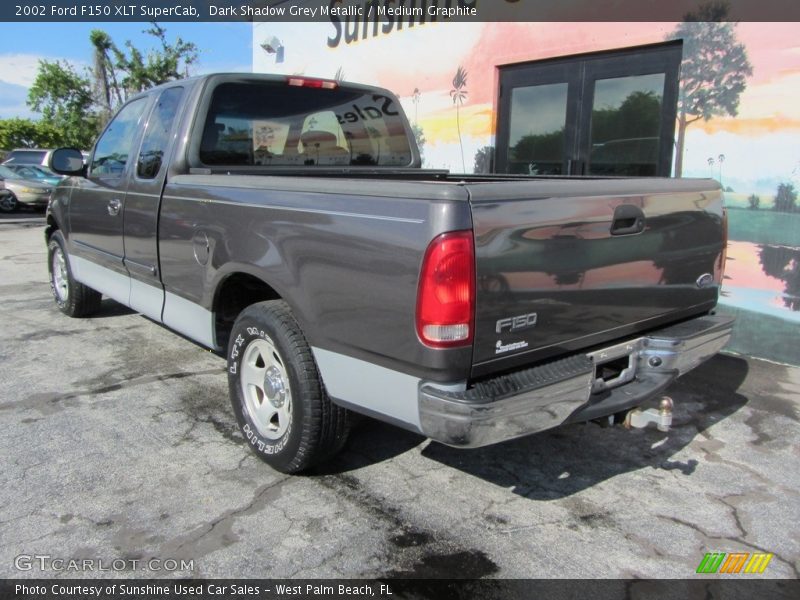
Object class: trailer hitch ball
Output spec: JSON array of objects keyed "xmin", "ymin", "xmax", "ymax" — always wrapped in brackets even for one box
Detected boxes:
[
  {"xmin": 657, "ymin": 396, "xmax": 675, "ymax": 432},
  {"xmin": 624, "ymin": 396, "xmax": 674, "ymax": 432}
]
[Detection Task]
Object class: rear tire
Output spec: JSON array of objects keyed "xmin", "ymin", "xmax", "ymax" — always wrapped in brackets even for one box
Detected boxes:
[
  {"xmin": 227, "ymin": 300, "xmax": 350, "ymax": 473},
  {"xmin": 48, "ymin": 230, "xmax": 102, "ymax": 317}
]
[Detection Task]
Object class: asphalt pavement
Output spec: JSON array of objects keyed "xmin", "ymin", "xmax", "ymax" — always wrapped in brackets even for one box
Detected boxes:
[{"xmin": 1, "ymin": 221, "xmax": 798, "ymax": 580}]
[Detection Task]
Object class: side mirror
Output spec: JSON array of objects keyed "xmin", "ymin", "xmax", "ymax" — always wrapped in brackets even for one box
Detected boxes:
[{"xmin": 50, "ymin": 148, "xmax": 86, "ymax": 176}]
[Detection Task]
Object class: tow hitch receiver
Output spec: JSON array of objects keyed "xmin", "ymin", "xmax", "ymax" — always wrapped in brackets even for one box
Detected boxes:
[{"xmin": 624, "ymin": 396, "xmax": 674, "ymax": 432}]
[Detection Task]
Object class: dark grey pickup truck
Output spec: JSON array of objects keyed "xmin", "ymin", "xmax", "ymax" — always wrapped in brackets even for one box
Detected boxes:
[{"xmin": 45, "ymin": 73, "xmax": 733, "ymax": 473}]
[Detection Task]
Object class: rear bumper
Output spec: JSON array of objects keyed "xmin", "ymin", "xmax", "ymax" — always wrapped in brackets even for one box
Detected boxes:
[{"xmin": 418, "ymin": 314, "xmax": 734, "ymax": 448}]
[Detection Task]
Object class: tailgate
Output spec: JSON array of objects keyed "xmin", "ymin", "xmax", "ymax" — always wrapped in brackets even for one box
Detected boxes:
[{"xmin": 468, "ymin": 178, "xmax": 725, "ymax": 378}]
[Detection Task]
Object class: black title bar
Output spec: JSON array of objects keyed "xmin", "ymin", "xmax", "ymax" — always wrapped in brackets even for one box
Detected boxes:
[
  {"xmin": 3, "ymin": 579, "xmax": 800, "ymax": 600},
  {"xmin": 4, "ymin": 0, "xmax": 800, "ymax": 22}
]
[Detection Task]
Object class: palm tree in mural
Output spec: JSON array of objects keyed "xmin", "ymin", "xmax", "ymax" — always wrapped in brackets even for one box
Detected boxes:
[
  {"xmin": 412, "ymin": 87, "xmax": 420, "ymax": 126},
  {"xmin": 450, "ymin": 66, "xmax": 468, "ymax": 172}
]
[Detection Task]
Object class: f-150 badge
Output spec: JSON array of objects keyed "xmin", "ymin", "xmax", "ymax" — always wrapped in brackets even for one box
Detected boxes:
[{"xmin": 496, "ymin": 312, "xmax": 538, "ymax": 334}]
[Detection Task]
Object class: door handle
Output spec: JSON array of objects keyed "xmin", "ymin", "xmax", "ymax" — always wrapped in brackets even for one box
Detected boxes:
[
  {"xmin": 108, "ymin": 199, "xmax": 122, "ymax": 216},
  {"xmin": 610, "ymin": 204, "xmax": 645, "ymax": 235}
]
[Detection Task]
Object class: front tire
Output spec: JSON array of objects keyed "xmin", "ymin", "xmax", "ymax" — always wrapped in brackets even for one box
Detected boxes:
[
  {"xmin": 0, "ymin": 193, "xmax": 17, "ymax": 213},
  {"xmin": 47, "ymin": 230, "xmax": 102, "ymax": 317},
  {"xmin": 227, "ymin": 301, "xmax": 350, "ymax": 473}
]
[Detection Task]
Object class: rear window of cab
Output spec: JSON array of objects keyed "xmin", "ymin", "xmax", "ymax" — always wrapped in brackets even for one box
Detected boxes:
[{"xmin": 198, "ymin": 79, "xmax": 413, "ymax": 168}]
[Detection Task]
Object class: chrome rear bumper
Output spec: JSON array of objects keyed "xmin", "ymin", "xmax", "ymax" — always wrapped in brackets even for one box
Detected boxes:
[{"xmin": 418, "ymin": 314, "xmax": 734, "ymax": 448}]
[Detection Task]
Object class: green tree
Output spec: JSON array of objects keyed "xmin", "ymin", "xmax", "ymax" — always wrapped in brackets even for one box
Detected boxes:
[
  {"xmin": 591, "ymin": 91, "xmax": 662, "ymax": 142},
  {"xmin": 87, "ymin": 24, "xmax": 198, "ymax": 127},
  {"xmin": 747, "ymin": 193, "xmax": 760, "ymax": 210},
  {"xmin": 668, "ymin": 1, "xmax": 752, "ymax": 176},
  {"xmin": 450, "ymin": 66, "xmax": 468, "ymax": 173},
  {"xmin": 109, "ymin": 23, "xmax": 198, "ymax": 98},
  {"xmin": 773, "ymin": 183, "xmax": 797, "ymax": 213},
  {"xmin": 90, "ymin": 29, "xmax": 120, "ymax": 122},
  {"xmin": 0, "ymin": 118, "xmax": 63, "ymax": 150},
  {"xmin": 26, "ymin": 60, "xmax": 100, "ymax": 149},
  {"xmin": 23, "ymin": 24, "xmax": 199, "ymax": 147},
  {"xmin": 759, "ymin": 245, "xmax": 800, "ymax": 310},
  {"xmin": 511, "ymin": 129, "xmax": 564, "ymax": 173}
]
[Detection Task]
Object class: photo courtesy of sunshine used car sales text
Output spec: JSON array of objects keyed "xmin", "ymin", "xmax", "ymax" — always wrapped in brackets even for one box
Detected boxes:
[{"xmin": 13, "ymin": 583, "xmax": 392, "ymax": 597}]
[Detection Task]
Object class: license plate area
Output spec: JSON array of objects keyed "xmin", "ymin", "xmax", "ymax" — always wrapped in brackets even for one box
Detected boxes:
[{"xmin": 587, "ymin": 342, "xmax": 638, "ymax": 394}]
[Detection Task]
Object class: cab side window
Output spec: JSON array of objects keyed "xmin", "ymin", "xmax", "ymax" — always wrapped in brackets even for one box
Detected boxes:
[
  {"xmin": 89, "ymin": 98, "xmax": 147, "ymax": 177},
  {"xmin": 137, "ymin": 87, "xmax": 184, "ymax": 179}
]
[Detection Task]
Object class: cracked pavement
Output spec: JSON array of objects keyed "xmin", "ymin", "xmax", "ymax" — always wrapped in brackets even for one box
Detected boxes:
[{"xmin": 1, "ymin": 222, "xmax": 798, "ymax": 579}]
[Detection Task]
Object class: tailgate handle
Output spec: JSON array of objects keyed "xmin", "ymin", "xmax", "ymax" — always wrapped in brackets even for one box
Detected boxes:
[{"xmin": 610, "ymin": 204, "xmax": 645, "ymax": 235}]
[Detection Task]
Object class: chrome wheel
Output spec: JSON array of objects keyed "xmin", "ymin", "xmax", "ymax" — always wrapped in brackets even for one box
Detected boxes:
[
  {"xmin": 228, "ymin": 300, "xmax": 351, "ymax": 472},
  {"xmin": 52, "ymin": 246, "xmax": 69, "ymax": 303},
  {"xmin": 241, "ymin": 336, "xmax": 292, "ymax": 439}
]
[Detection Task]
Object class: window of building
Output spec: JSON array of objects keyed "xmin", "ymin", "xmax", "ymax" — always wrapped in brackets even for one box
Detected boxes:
[{"xmin": 495, "ymin": 41, "xmax": 682, "ymax": 177}]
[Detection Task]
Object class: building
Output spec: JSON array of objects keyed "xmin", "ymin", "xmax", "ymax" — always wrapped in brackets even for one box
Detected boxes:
[{"xmin": 253, "ymin": 13, "xmax": 800, "ymax": 365}]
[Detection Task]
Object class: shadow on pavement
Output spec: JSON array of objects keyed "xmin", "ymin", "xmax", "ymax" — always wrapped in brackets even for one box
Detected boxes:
[
  {"xmin": 324, "ymin": 354, "xmax": 750, "ymax": 498},
  {"xmin": 88, "ymin": 298, "xmax": 137, "ymax": 318},
  {"xmin": 313, "ymin": 417, "xmax": 428, "ymax": 475},
  {"xmin": 422, "ymin": 353, "xmax": 749, "ymax": 499},
  {"xmin": 0, "ymin": 206, "xmax": 46, "ymax": 223}
]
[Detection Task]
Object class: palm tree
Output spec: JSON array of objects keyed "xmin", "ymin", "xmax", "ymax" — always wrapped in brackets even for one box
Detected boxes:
[
  {"xmin": 450, "ymin": 66, "xmax": 468, "ymax": 172},
  {"xmin": 412, "ymin": 87, "xmax": 420, "ymax": 126},
  {"xmin": 89, "ymin": 29, "xmax": 122, "ymax": 123}
]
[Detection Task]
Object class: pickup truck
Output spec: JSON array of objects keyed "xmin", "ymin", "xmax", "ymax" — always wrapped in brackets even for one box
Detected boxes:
[{"xmin": 45, "ymin": 73, "xmax": 733, "ymax": 473}]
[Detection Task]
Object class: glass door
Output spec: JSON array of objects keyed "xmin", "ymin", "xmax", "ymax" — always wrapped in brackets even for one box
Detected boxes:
[{"xmin": 495, "ymin": 41, "xmax": 682, "ymax": 177}]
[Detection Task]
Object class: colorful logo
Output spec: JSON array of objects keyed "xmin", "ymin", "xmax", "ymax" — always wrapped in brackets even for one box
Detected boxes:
[{"xmin": 696, "ymin": 552, "xmax": 773, "ymax": 574}]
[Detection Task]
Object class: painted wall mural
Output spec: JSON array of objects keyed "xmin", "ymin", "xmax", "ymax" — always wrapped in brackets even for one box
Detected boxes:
[{"xmin": 253, "ymin": 18, "xmax": 800, "ymax": 364}]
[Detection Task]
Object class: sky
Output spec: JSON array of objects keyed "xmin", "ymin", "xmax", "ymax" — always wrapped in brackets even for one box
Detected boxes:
[
  {"xmin": 2, "ymin": 20, "xmax": 797, "ymax": 190},
  {"xmin": 0, "ymin": 22, "xmax": 253, "ymax": 119}
]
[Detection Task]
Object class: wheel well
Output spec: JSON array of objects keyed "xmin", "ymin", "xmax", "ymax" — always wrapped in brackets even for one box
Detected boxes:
[
  {"xmin": 214, "ymin": 273, "xmax": 281, "ymax": 349},
  {"xmin": 44, "ymin": 215, "xmax": 58, "ymax": 240}
]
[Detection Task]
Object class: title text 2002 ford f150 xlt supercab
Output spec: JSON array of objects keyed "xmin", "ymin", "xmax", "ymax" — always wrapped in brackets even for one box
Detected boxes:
[{"xmin": 45, "ymin": 73, "xmax": 733, "ymax": 473}]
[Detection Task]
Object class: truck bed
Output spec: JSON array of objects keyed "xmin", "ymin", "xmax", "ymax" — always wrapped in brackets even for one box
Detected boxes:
[{"xmin": 164, "ymin": 171, "xmax": 724, "ymax": 383}]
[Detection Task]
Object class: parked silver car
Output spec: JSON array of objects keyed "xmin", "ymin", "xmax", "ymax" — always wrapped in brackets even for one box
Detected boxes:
[
  {"xmin": 4, "ymin": 164, "xmax": 65, "ymax": 186},
  {"xmin": 1, "ymin": 148, "xmax": 54, "ymax": 167},
  {"xmin": 0, "ymin": 165, "xmax": 53, "ymax": 212}
]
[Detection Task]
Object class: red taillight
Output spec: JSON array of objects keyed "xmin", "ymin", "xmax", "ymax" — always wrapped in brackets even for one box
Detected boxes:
[
  {"xmin": 416, "ymin": 231, "xmax": 475, "ymax": 347},
  {"xmin": 286, "ymin": 76, "xmax": 338, "ymax": 90}
]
